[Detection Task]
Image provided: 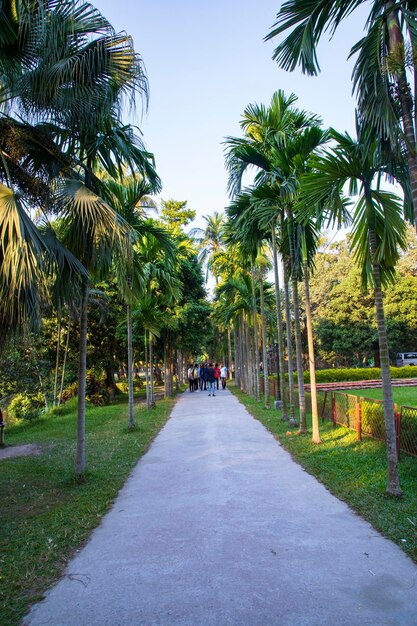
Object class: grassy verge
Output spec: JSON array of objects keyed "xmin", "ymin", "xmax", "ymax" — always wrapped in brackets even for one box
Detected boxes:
[
  {"xmin": 346, "ymin": 386, "xmax": 417, "ymax": 407},
  {"xmin": 0, "ymin": 392, "xmax": 180, "ymax": 626},
  {"xmin": 230, "ymin": 385, "xmax": 417, "ymax": 563}
]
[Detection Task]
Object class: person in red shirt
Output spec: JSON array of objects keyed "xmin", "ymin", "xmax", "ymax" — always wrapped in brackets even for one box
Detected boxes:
[{"xmin": 214, "ymin": 363, "xmax": 220, "ymax": 390}]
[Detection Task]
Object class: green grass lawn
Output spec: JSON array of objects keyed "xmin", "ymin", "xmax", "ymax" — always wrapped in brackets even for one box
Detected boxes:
[
  {"xmin": 346, "ymin": 386, "xmax": 417, "ymax": 407},
  {"xmin": 0, "ymin": 392, "xmax": 179, "ymax": 626},
  {"xmin": 231, "ymin": 385, "xmax": 417, "ymax": 564}
]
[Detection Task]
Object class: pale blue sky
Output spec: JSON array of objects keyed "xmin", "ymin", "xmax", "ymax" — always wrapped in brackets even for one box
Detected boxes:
[{"xmin": 93, "ymin": 0, "xmax": 369, "ymax": 228}]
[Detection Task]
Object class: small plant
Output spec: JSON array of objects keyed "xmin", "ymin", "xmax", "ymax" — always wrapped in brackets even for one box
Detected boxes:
[
  {"xmin": 61, "ymin": 382, "xmax": 78, "ymax": 404},
  {"xmin": 85, "ymin": 369, "xmax": 109, "ymax": 406},
  {"xmin": 7, "ymin": 392, "xmax": 44, "ymax": 422}
]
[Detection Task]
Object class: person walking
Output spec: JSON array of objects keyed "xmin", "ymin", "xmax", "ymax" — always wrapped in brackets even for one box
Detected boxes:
[
  {"xmin": 187, "ymin": 365, "xmax": 195, "ymax": 392},
  {"xmin": 206, "ymin": 363, "xmax": 216, "ymax": 396},
  {"xmin": 214, "ymin": 363, "xmax": 220, "ymax": 390},
  {"xmin": 220, "ymin": 364, "xmax": 227, "ymax": 389},
  {"xmin": 193, "ymin": 364, "xmax": 199, "ymax": 391},
  {"xmin": 200, "ymin": 363, "xmax": 208, "ymax": 390}
]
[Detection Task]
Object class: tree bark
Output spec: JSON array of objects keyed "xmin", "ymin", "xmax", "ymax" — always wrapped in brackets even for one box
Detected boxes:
[
  {"xmin": 251, "ymin": 269, "xmax": 261, "ymax": 401},
  {"xmin": 283, "ymin": 273, "xmax": 297, "ymax": 423},
  {"xmin": 58, "ymin": 316, "xmax": 71, "ymax": 407},
  {"xmin": 386, "ymin": 3, "xmax": 417, "ymax": 231},
  {"xmin": 292, "ymin": 276, "xmax": 307, "ymax": 432},
  {"xmin": 368, "ymin": 225, "xmax": 402, "ymax": 496},
  {"xmin": 76, "ymin": 280, "xmax": 89, "ymax": 477},
  {"xmin": 272, "ymin": 226, "xmax": 288, "ymax": 419},
  {"xmin": 53, "ymin": 311, "xmax": 61, "ymax": 407},
  {"xmin": 149, "ymin": 335, "xmax": 155, "ymax": 406},
  {"xmin": 127, "ymin": 303, "xmax": 135, "ymax": 428},
  {"xmin": 228, "ymin": 326, "xmax": 233, "ymax": 379},
  {"xmin": 258, "ymin": 273, "xmax": 270, "ymax": 409},
  {"xmin": 304, "ymin": 263, "xmax": 321, "ymax": 443}
]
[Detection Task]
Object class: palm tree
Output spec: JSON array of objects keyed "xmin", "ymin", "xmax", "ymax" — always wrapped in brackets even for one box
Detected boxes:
[
  {"xmin": 265, "ymin": 0, "xmax": 417, "ymax": 229},
  {"xmin": 224, "ymin": 90, "xmax": 326, "ymax": 426},
  {"xmin": 0, "ymin": 0, "xmax": 155, "ymax": 476},
  {"xmin": 299, "ymin": 121, "xmax": 407, "ymax": 495},
  {"xmin": 190, "ymin": 212, "xmax": 225, "ymax": 282}
]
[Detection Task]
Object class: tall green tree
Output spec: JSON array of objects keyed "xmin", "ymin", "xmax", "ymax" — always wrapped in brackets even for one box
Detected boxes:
[
  {"xmin": 299, "ymin": 123, "xmax": 407, "ymax": 495},
  {"xmin": 265, "ymin": 0, "xmax": 417, "ymax": 229}
]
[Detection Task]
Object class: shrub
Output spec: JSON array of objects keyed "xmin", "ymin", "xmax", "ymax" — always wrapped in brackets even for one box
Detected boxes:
[
  {"xmin": 61, "ymin": 382, "xmax": 78, "ymax": 404},
  {"xmin": 86, "ymin": 369, "xmax": 109, "ymax": 406},
  {"xmin": 275, "ymin": 365, "xmax": 417, "ymax": 384},
  {"xmin": 7, "ymin": 392, "xmax": 45, "ymax": 422},
  {"xmin": 117, "ymin": 379, "xmax": 143, "ymax": 393}
]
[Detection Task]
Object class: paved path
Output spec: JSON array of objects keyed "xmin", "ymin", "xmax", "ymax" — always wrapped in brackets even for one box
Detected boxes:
[{"xmin": 25, "ymin": 389, "xmax": 417, "ymax": 626}]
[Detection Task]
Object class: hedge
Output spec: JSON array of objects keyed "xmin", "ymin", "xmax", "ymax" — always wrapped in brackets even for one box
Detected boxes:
[{"xmin": 270, "ymin": 366, "xmax": 417, "ymax": 384}]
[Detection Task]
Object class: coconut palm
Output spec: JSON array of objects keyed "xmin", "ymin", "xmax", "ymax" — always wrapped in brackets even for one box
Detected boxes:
[
  {"xmin": 299, "ymin": 121, "xmax": 407, "ymax": 495},
  {"xmin": 224, "ymin": 91, "xmax": 327, "ymax": 428},
  {"xmin": 190, "ymin": 212, "xmax": 225, "ymax": 282},
  {"xmin": 265, "ymin": 0, "xmax": 417, "ymax": 229}
]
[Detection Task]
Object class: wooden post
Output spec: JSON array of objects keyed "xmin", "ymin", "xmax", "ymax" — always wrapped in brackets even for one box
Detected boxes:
[
  {"xmin": 331, "ymin": 393, "xmax": 336, "ymax": 427},
  {"xmin": 395, "ymin": 405, "xmax": 401, "ymax": 461},
  {"xmin": 320, "ymin": 391, "xmax": 328, "ymax": 423},
  {"xmin": 356, "ymin": 397, "xmax": 362, "ymax": 441}
]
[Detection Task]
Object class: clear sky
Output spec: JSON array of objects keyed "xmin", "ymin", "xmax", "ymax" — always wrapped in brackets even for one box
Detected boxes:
[{"xmin": 93, "ymin": 0, "xmax": 369, "ymax": 228}]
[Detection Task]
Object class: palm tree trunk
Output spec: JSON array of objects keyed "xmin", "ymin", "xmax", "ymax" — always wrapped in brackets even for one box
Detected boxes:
[
  {"xmin": 272, "ymin": 226, "xmax": 288, "ymax": 419},
  {"xmin": 127, "ymin": 304, "xmax": 135, "ymax": 428},
  {"xmin": 242, "ymin": 315, "xmax": 247, "ymax": 393},
  {"xmin": 292, "ymin": 276, "xmax": 307, "ymax": 432},
  {"xmin": 304, "ymin": 263, "xmax": 321, "ymax": 443},
  {"xmin": 76, "ymin": 279, "xmax": 89, "ymax": 477},
  {"xmin": 145, "ymin": 330, "xmax": 150, "ymax": 410},
  {"xmin": 368, "ymin": 226, "xmax": 402, "ymax": 496},
  {"xmin": 149, "ymin": 335, "xmax": 155, "ymax": 407},
  {"xmin": 251, "ymin": 270, "xmax": 261, "ymax": 401},
  {"xmin": 228, "ymin": 326, "xmax": 233, "ymax": 379},
  {"xmin": 58, "ymin": 316, "xmax": 71, "ymax": 407},
  {"xmin": 234, "ymin": 321, "xmax": 240, "ymax": 388},
  {"xmin": 286, "ymin": 212, "xmax": 306, "ymax": 430},
  {"xmin": 258, "ymin": 274, "xmax": 270, "ymax": 409},
  {"xmin": 163, "ymin": 338, "xmax": 167, "ymax": 399},
  {"xmin": 284, "ymin": 272, "xmax": 297, "ymax": 424},
  {"xmin": 386, "ymin": 3, "xmax": 417, "ymax": 231},
  {"xmin": 53, "ymin": 311, "xmax": 62, "ymax": 407},
  {"xmin": 175, "ymin": 349, "xmax": 180, "ymax": 391}
]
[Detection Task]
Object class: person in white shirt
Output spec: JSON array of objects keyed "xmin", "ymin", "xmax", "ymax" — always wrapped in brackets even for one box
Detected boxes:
[{"xmin": 220, "ymin": 365, "xmax": 228, "ymax": 389}]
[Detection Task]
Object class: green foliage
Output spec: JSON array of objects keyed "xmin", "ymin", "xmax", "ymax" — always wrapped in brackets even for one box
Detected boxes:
[
  {"xmin": 277, "ymin": 366, "xmax": 417, "ymax": 384},
  {"xmin": 85, "ymin": 370, "xmax": 110, "ymax": 406},
  {"xmin": 61, "ymin": 382, "xmax": 78, "ymax": 404},
  {"xmin": 160, "ymin": 199, "xmax": 196, "ymax": 227},
  {"xmin": 308, "ymin": 236, "xmax": 417, "ymax": 366},
  {"xmin": 7, "ymin": 392, "xmax": 44, "ymax": 422}
]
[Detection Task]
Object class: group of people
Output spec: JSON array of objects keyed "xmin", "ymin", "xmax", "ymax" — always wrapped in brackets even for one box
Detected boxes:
[{"xmin": 187, "ymin": 363, "xmax": 228, "ymax": 396}]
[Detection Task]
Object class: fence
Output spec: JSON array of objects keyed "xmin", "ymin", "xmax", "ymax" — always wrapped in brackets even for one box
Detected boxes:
[{"xmin": 262, "ymin": 378, "xmax": 417, "ymax": 459}]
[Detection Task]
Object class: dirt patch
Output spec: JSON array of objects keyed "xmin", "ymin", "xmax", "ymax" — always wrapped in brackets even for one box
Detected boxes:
[{"xmin": 0, "ymin": 443, "xmax": 42, "ymax": 460}]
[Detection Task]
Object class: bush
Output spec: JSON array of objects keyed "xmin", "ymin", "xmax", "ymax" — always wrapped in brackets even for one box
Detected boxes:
[
  {"xmin": 61, "ymin": 382, "xmax": 78, "ymax": 404},
  {"xmin": 86, "ymin": 369, "xmax": 109, "ymax": 406},
  {"xmin": 117, "ymin": 379, "xmax": 143, "ymax": 393},
  {"xmin": 61, "ymin": 370, "xmax": 112, "ymax": 406},
  {"xmin": 275, "ymin": 365, "xmax": 417, "ymax": 384},
  {"xmin": 7, "ymin": 392, "xmax": 45, "ymax": 422}
]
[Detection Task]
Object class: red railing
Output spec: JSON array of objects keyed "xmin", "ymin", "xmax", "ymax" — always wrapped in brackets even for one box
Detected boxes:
[{"xmin": 261, "ymin": 378, "xmax": 417, "ymax": 459}]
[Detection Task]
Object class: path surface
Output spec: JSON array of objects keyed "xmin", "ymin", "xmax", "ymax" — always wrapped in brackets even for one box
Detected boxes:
[{"xmin": 25, "ymin": 388, "xmax": 417, "ymax": 626}]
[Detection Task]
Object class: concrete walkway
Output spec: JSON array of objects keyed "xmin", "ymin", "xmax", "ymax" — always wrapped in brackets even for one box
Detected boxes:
[{"xmin": 25, "ymin": 388, "xmax": 417, "ymax": 626}]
